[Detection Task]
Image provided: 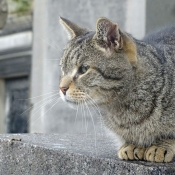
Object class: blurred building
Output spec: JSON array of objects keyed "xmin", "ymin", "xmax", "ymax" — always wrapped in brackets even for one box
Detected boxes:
[
  {"xmin": 0, "ymin": 0, "xmax": 32, "ymax": 133},
  {"xmin": 0, "ymin": 0, "xmax": 175, "ymax": 133}
]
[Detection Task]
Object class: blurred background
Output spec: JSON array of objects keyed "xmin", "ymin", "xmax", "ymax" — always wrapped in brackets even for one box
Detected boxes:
[{"xmin": 0, "ymin": 0, "xmax": 174, "ymax": 134}]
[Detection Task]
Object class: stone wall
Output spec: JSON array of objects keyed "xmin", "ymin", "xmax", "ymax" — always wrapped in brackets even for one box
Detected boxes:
[{"xmin": 0, "ymin": 134, "xmax": 174, "ymax": 175}]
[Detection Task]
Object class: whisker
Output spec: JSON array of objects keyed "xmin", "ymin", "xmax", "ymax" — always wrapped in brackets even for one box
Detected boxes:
[
  {"xmin": 31, "ymin": 96, "xmax": 60, "ymax": 117},
  {"xmin": 80, "ymin": 101, "xmax": 83, "ymax": 132},
  {"xmin": 80, "ymin": 100, "xmax": 85, "ymax": 133},
  {"xmin": 25, "ymin": 96, "xmax": 60, "ymax": 129},
  {"xmin": 46, "ymin": 37, "xmax": 62, "ymax": 51},
  {"xmin": 74, "ymin": 101, "xmax": 79, "ymax": 125},
  {"xmin": 30, "ymin": 97, "xmax": 61, "ymax": 128},
  {"xmin": 40, "ymin": 98, "xmax": 61, "ymax": 117},
  {"xmin": 46, "ymin": 59, "xmax": 60, "ymax": 61},
  {"xmin": 86, "ymin": 94, "xmax": 100, "ymax": 113},
  {"xmin": 18, "ymin": 91, "xmax": 60, "ymax": 100},
  {"xmin": 40, "ymin": 38, "xmax": 62, "ymax": 53},
  {"xmin": 84, "ymin": 100, "xmax": 97, "ymax": 156},
  {"xmin": 82, "ymin": 100, "xmax": 88, "ymax": 133},
  {"xmin": 21, "ymin": 93, "xmax": 60, "ymax": 116},
  {"xmin": 82, "ymin": 100, "xmax": 88, "ymax": 147},
  {"xmin": 86, "ymin": 94, "xmax": 104, "ymax": 135}
]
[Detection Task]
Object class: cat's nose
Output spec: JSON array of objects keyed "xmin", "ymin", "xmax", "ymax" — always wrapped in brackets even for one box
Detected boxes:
[{"xmin": 60, "ymin": 86, "xmax": 69, "ymax": 95}]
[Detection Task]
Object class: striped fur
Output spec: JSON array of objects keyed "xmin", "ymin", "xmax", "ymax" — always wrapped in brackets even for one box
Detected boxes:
[{"xmin": 59, "ymin": 17, "xmax": 175, "ymax": 162}]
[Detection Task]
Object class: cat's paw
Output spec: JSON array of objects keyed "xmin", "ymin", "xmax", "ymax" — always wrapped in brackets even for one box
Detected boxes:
[
  {"xmin": 144, "ymin": 146, "xmax": 174, "ymax": 162},
  {"xmin": 118, "ymin": 144, "xmax": 145, "ymax": 160}
]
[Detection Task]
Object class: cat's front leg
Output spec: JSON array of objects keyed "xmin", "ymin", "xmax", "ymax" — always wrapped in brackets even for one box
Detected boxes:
[
  {"xmin": 118, "ymin": 144, "xmax": 145, "ymax": 160},
  {"xmin": 144, "ymin": 139, "xmax": 175, "ymax": 163}
]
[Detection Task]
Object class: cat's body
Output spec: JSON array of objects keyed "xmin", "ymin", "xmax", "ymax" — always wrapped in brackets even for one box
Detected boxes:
[
  {"xmin": 59, "ymin": 17, "xmax": 175, "ymax": 162},
  {"xmin": 105, "ymin": 26, "xmax": 175, "ymax": 146}
]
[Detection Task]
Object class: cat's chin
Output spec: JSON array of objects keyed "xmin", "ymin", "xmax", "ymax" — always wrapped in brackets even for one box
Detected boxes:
[
  {"xmin": 66, "ymin": 100, "xmax": 77, "ymax": 109},
  {"xmin": 60, "ymin": 92, "xmax": 77, "ymax": 109}
]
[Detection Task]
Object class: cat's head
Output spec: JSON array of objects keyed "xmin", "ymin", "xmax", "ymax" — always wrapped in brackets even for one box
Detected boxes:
[{"xmin": 59, "ymin": 17, "xmax": 137, "ymax": 107}]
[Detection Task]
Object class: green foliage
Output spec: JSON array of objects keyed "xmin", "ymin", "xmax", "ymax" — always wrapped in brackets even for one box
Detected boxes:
[{"xmin": 12, "ymin": 0, "xmax": 32, "ymax": 14}]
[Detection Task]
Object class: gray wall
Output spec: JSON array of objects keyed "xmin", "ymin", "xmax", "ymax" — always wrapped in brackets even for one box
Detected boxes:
[{"xmin": 146, "ymin": 0, "xmax": 175, "ymax": 34}]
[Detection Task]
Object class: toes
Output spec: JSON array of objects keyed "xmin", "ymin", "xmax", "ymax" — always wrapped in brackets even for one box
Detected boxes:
[
  {"xmin": 144, "ymin": 146, "xmax": 174, "ymax": 162},
  {"xmin": 163, "ymin": 149, "xmax": 174, "ymax": 163},
  {"xmin": 134, "ymin": 147, "xmax": 145, "ymax": 160},
  {"xmin": 154, "ymin": 147, "xmax": 165, "ymax": 162},
  {"xmin": 144, "ymin": 146, "xmax": 157, "ymax": 162},
  {"xmin": 118, "ymin": 144, "xmax": 136, "ymax": 160}
]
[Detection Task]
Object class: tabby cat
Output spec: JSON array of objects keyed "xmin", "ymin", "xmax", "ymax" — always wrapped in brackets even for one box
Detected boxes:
[{"xmin": 59, "ymin": 17, "xmax": 175, "ymax": 163}]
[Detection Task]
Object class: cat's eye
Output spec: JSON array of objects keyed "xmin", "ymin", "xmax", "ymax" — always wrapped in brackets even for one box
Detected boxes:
[{"xmin": 78, "ymin": 65, "xmax": 90, "ymax": 74}]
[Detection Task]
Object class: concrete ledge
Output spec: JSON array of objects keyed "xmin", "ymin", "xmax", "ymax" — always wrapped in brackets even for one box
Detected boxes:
[{"xmin": 0, "ymin": 134, "xmax": 175, "ymax": 175}]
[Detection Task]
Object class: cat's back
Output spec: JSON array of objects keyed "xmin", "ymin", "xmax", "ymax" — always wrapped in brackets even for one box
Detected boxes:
[{"xmin": 143, "ymin": 25, "xmax": 175, "ymax": 46}]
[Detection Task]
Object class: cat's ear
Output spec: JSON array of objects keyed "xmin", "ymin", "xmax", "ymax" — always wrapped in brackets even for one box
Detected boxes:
[
  {"xmin": 94, "ymin": 18, "xmax": 123, "ymax": 50},
  {"xmin": 59, "ymin": 17, "xmax": 89, "ymax": 40},
  {"xmin": 94, "ymin": 17, "xmax": 137, "ymax": 65}
]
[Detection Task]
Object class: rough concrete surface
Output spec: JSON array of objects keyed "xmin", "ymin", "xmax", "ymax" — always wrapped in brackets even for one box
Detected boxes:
[{"xmin": 0, "ymin": 134, "xmax": 174, "ymax": 175}]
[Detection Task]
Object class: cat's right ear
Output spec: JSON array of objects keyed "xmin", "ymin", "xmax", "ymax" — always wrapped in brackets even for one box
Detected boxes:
[
  {"xmin": 94, "ymin": 17, "xmax": 137, "ymax": 65},
  {"xmin": 93, "ymin": 17, "xmax": 123, "ymax": 50},
  {"xmin": 59, "ymin": 17, "xmax": 89, "ymax": 40}
]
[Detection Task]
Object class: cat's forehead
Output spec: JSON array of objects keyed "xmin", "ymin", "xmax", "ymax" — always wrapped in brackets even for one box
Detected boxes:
[
  {"xmin": 61, "ymin": 34, "xmax": 96, "ymax": 72},
  {"xmin": 75, "ymin": 31, "xmax": 95, "ymax": 43}
]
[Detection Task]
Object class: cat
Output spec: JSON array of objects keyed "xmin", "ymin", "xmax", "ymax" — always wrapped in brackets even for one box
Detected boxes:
[{"xmin": 59, "ymin": 16, "xmax": 175, "ymax": 163}]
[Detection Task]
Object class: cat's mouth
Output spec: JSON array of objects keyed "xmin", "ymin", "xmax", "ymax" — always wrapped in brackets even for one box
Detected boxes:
[
  {"xmin": 60, "ymin": 90, "xmax": 87, "ymax": 103},
  {"xmin": 61, "ymin": 94, "xmax": 92, "ymax": 110},
  {"xmin": 60, "ymin": 91, "xmax": 84, "ymax": 105},
  {"xmin": 60, "ymin": 89, "xmax": 100, "ymax": 109}
]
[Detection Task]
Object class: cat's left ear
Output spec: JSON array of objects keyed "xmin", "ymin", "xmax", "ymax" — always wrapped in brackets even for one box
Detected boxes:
[
  {"xmin": 93, "ymin": 18, "xmax": 123, "ymax": 50},
  {"xmin": 59, "ymin": 17, "xmax": 89, "ymax": 40}
]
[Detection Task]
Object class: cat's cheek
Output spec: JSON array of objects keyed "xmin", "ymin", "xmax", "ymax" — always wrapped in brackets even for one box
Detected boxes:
[{"xmin": 60, "ymin": 90, "xmax": 77, "ymax": 110}]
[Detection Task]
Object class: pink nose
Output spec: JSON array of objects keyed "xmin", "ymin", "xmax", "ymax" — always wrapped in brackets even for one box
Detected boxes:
[{"xmin": 60, "ymin": 87, "xmax": 69, "ymax": 95}]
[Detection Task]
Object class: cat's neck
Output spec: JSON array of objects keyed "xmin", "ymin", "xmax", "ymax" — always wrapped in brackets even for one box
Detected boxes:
[{"xmin": 101, "ymin": 38, "xmax": 164, "ymax": 126}]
